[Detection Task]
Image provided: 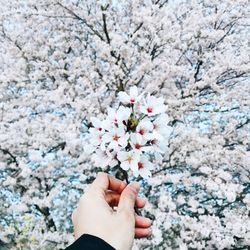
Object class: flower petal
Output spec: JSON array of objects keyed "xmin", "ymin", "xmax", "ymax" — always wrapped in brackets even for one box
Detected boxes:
[
  {"xmin": 129, "ymin": 86, "xmax": 138, "ymax": 98},
  {"xmin": 118, "ymin": 92, "xmax": 130, "ymax": 104},
  {"xmin": 120, "ymin": 161, "xmax": 130, "ymax": 170}
]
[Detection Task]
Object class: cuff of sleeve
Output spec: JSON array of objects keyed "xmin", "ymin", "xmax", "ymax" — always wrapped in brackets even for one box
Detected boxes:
[{"xmin": 65, "ymin": 234, "xmax": 116, "ymax": 250}]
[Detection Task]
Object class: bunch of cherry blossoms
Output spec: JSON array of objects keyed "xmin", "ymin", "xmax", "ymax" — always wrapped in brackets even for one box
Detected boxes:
[{"xmin": 84, "ymin": 86, "xmax": 172, "ymax": 179}]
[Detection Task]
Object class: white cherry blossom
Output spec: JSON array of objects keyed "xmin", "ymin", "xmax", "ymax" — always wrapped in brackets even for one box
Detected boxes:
[
  {"xmin": 90, "ymin": 117, "xmax": 104, "ymax": 133},
  {"xmin": 102, "ymin": 127, "xmax": 129, "ymax": 150},
  {"xmin": 86, "ymin": 86, "xmax": 171, "ymax": 174},
  {"xmin": 118, "ymin": 86, "xmax": 142, "ymax": 105},
  {"xmin": 117, "ymin": 150, "xmax": 140, "ymax": 171},
  {"xmin": 88, "ymin": 127, "xmax": 104, "ymax": 146},
  {"xmin": 130, "ymin": 133, "xmax": 147, "ymax": 152},
  {"xmin": 133, "ymin": 155, "xmax": 153, "ymax": 178},
  {"xmin": 136, "ymin": 119, "xmax": 154, "ymax": 140},
  {"xmin": 91, "ymin": 149, "xmax": 118, "ymax": 168},
  {"xmin": 103, "ymin": 106, "xmax": 131, "ymax": 128},
  {"xmin": 140, "ymin": 94, "xmax": 167, "ymax": 116},
  {"xmin": 152, "ymin": 114, "xmax": 172, "ymax": 140},
  {"xmin": 147, "ymin": 138, "xmax": 168, "ymax": 154}
]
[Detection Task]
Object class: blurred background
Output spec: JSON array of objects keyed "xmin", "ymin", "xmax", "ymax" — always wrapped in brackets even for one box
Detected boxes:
[{"xmin": 0, "ymin": 0, "xmax": 249, "ymax": 249}]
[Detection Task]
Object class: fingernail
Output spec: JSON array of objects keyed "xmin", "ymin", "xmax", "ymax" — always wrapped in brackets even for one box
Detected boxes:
[{"xmin": 146, "ymin": 218, "xmax": 152, "ymax": 225}]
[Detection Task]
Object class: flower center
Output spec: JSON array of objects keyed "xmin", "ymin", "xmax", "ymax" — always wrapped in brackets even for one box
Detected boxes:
[
  {"xmin": 135, "ymin": 143, "xmax": 141, "ymax": 149},
  {"xmin": 153, "ymin": 124, "xmax": 158, "ymax": 129},
  {"xmin": 112, "ymin": 134, "xmax": 120, "ymax": 141},
  {"xmin": 151, "ymin": 139, "xmax": 156, "ymax": 145},
  {"xmin": 127, "ymin": 155, "xmax": 133, "ymax": 163},
  {"xmin": 147, "ymin": 107, "xmax": 153, "ymax": 113},
  {"xmin": 130, "ymin": 98, "xmax": 135, "ymax": 103},
  {"xmin": 138, "ymin": 162, "xmax": 144, "ymax": 169},
  {"xmin": 139, "ymin": 129, "xmax": 145, "ymax": 135},
  {"xmin": 114, "ymin": 118, "xmax": 118, "ymax": 126}
]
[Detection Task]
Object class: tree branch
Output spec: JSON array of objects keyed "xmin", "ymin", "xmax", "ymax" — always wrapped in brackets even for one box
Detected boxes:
[
  {"xmin": 57, "ymin": 3, "xmax": 105, "ymax": 42},
  {"xmin": 101, "ymin": 5, "xmax": 111, "ymax": 44},
  {"xmin": 0, "ymin": 147, "xmax": 19, "ymax": 166}
]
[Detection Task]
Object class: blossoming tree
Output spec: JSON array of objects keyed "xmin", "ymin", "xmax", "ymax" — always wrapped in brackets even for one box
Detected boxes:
[{"xmin": 0, "ymin": 0, "xmax": 249, "ymax": 249}]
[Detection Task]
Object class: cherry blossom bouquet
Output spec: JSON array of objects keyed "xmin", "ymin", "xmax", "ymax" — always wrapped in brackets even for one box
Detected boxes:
[{"xmin": 84, "ymin": 86, "xmax": 172, "ymax": 179}]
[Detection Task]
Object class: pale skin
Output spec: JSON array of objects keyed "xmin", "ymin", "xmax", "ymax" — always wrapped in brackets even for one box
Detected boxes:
[{"xmin": 71, "ymin": 172, "xmax": 152, "ymax": 250}]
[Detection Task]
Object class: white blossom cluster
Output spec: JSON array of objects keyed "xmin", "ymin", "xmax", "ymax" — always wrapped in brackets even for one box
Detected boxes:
[{"xmin": 85, "ymin": 86, "xmax": 172, "ymax": 178}]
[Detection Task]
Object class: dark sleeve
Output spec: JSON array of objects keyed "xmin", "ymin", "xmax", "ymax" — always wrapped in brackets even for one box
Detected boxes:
[{"xmin": 65, "ymin": 234, "xmax": 116, "ymax": 250}]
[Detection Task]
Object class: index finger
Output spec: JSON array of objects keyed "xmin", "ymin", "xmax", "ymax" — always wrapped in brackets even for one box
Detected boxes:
[{"xmin": 90, "ymin": 172, "xmax": 127, "ymax": 194}]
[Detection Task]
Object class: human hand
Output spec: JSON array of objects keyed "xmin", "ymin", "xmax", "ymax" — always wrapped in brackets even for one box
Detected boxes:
[{"xmin": 71, "ymin": 172, "xmax": 152, "ymax": 250}]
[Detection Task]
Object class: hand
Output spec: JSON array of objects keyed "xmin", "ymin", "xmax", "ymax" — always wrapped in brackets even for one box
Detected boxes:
[{"xmin": 71, "ymin": 172, "xmax": 152, "ymax": 250}]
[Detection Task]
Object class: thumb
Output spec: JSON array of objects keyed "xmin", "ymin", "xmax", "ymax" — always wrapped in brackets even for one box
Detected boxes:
[{"xmin": 118, "ymin": 182, "xmax": 140, "ymax": 214}]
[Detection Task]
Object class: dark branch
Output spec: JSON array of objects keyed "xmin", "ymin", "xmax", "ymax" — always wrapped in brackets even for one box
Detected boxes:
[
  {"xmin": 34, "ymin": 204, "xmax": 57, "ymax": 231},
  {"xmin": 236, "ymin": 118, "xmax": 250, "ymax": 130},
  {"xmin": 57, "ymin": 3, "xmax": 105, "ymax": 42},
  {"xmin": 130, "ymin": 22, "xmax": 143, "ymax": 37},
  {"xmin": 194, "ymin": 60, "xmax": 203, "ymax": 82},
  {"xmin": 0, "ymin": 148, "xmax": 19, "ymax": 166},
  {"xmin": 101, "ymin": 5, "xmax": 111, "ymax": 44},
  {"xmin": 43, "ymin": 142, "xmax": 66, "ymax": 156}
]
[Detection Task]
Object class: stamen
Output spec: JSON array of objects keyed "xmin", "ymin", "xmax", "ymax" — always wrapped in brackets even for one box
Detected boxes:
[
  {"xmin": 130, "ymin": 98, "xmax": 135, "ymax": 103},
  {"xmin": 138, "ymin": 162, "xmax": 144, "ymax": 169},
  {"xmin": 139, "ymin": 129, "xmax": 145, "ymax": 135},
  {"xmin": 127, "ymin": 155, "xmax": 133, "ymax": 163},
  {"xmin": 147, "ymin": 107, "xmax": 153, "ymax": 113},
  {"xmin": 113, "ymin": 134, "xmax": 120, "ymax": 141}
]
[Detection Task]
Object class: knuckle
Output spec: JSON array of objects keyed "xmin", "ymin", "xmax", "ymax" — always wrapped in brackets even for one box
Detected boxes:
[{"xmin": 119, "ymin": 181, "xmax": 126, "ymax": 192}]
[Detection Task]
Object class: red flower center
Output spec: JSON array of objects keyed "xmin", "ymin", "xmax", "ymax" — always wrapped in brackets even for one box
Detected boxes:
[
  {"xmin": 130, "ymin": 98, "xmax": 135, "ymax": 103},
  {"xmin": 147, "ymin": 107, "xmax": 153, "ymax": 113},
  {"xmin": 135, "ymin": 143, "xmax": 141, "ymax": 149},
  {"xmin": 139, "ymin": 129, "xmax": 145, "ymax": 135},
  {"xmin": 151, "ymin": 139, "xmax": 156, "ymax": 145},
  {"xmin": 113, "ymin": 134, "xmax": 120, "ymax": 141},
  {"xmin": 138, "ymin": 162, "xmax": 144, "ymax": 169},
  {"xmin": 114, "ymin": 118, "xmax": 118, "ymax": 126}
]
